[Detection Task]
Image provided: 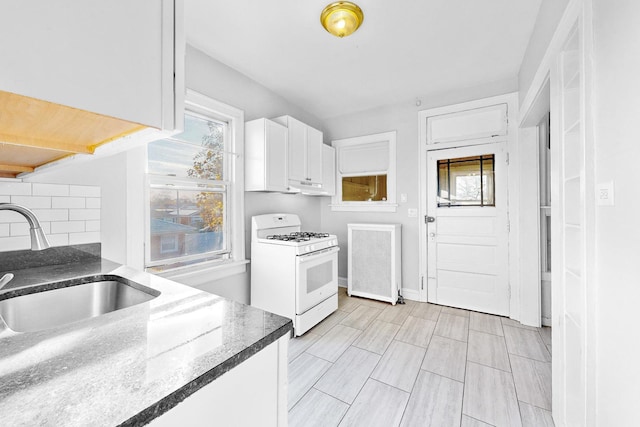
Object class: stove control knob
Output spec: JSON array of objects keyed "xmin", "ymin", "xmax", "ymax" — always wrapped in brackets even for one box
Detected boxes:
[{"xmin": 305, "ymin": 245, "xmax": 312, "ymax": 252}]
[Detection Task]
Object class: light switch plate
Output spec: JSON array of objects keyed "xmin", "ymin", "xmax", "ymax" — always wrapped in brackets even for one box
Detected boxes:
[
  {"xmin": 596, "ymin": 181, "xmax": 614, "ymax": 206},
  {"xmin": 400, "ymin": 193, "xmax": 408, "ymax": 203},
  {"xmin": 408, "ymin": 208, "xmax": 418, "ymax": 218}
]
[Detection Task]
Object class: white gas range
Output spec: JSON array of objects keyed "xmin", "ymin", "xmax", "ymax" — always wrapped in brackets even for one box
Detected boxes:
[{"xmin": 251, "ymin": 214, "xmax": 339, "ymax": 336}]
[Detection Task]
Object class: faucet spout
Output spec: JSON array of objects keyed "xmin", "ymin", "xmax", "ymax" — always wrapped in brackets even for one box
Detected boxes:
[
  {"xmin": 0, "ymin": 273, "xmax": 14, "ymax": 291},
  {"xmin": 0, "ymin": 203, "xmax": 51, "ymax": 250}
]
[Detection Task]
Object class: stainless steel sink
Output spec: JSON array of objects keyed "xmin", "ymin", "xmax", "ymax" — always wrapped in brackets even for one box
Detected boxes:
[{"xmin": 0, "ymin": 278, "xmax": 160, "ymax": 333}]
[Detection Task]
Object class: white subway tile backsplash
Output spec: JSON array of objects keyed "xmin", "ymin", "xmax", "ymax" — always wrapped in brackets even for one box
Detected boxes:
[
  {"xmin": 0, "ymin": 235, "xmax": 30, "ymax": 251},
  {"xmin": 51, "ymin": 221, "xmax": 85, "ymax": 234},
  {"xmin": 48, "ymin": 234, "xmax": 70, "ymax": 247},
  {"xmin": 86, "ymin": 198, "xmax": 101, "ymax": 209},
  {"xmin": 0, "ymin": 183, "xmax": 101, "ymax": 253},
  {"xmin": 0, "ymin": 211, "xmax": 25, "ymax": 224},
  {"xmin": 10, "ymin": 221, "xmax": 51, "ymax": 237},
  {"xmin": 52, "ymin": 197, "xmax": 86, "ymax": 209},
  {"xmin": 0, "ymin": 182, "xmax": 31, "ymax": 196},
  {"xmin": 31, "ymin": 209, "xmax": 69, "ymax": 222},
  {"xmin": 69, "ymin": 209, "xmax": 100, "ymax": 221},
  {"xmin": 10, "ymin": 222, "xmax": 30, "ymax": 236},
  {"xmin": 10, "ymin": 195, "xmax": 51, "ymax": 209},
  {"xmin": 85, "ymin": 220, "xmax": 101, "ymax": 232},
  {"xmin": 32, "ymin": 183, "xmax": 70, "ymax": 197},
  {"xmin": 70, "ymin": 185, "xmax": 101, "ymax": 198},
  {"xmin": 69, "ymin": 231, "xmax": 100, "ymax": 245}
]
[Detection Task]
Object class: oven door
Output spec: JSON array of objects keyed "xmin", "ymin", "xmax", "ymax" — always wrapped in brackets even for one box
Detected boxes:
[{"xmin": 296, "ymin": 246, "xmax": 339, "ymax": 314}]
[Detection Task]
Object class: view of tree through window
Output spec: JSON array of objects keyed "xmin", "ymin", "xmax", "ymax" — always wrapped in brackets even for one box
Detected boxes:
[
  {"xmin": 147, "ymin": 113, "xmax": 228, "ymax": 267},
  {"xmin": 437, "ymin": 155, "xmax": 495, "ymax": 207}
]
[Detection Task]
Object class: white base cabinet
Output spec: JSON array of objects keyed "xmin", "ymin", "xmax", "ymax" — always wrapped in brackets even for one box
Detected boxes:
[
  {"xmin": 245, "ymin": 118, "xmax": 289, "ymax": 192},
  {"xmin": 348, "ymin": 223, "xmax": 402, "ymax": 304},
  {"xmin": 149, "ymin": 334, "xmax": 289, "ymax": 427}
]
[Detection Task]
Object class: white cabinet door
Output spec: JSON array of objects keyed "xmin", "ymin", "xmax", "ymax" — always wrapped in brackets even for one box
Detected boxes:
[
  {"xmin": 149, "ymin": 335, "xmax": 289, "ymax": 427},
  {"xmin": 287, "ymin": 118, "xmax": 307, "ymax": 182},
  {"xmin": 265, "ymin": 121, "xmax": 289, "ymax": 191},
  {"xmin": 245, "ymin": 118, "xmax": 288, "ymax": 192},
  {"xmin": 322, "ymin": 145, "xmax": 336, "ymax": 196},
  {"xmin": 0, "ymin": 0, "xmax": 182, "ymax": 131},
  {"xmin": 306, "ymin": 126, "xmax": 323, "ymax": 184}
]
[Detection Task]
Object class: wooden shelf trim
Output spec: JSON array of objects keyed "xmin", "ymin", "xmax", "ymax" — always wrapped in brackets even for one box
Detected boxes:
[
  {"xmin": 0, "ymin": 164, "xmax": 34, "ymax": 173},
  {"xmin": 0, "ymin": 134, "xmax": 93, "ymax": 154}
]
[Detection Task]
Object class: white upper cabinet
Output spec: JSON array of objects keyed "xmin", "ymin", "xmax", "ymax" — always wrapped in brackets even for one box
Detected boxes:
[
  {"xmin": 426, "ymin": 103, "xmax": 508, "ymax": 145},
  {"xmin": 245, "ymin": 118, "xmax": 289, "ymax": 192},
  {"xmin": 273, "ymin": 116, "xmax": 323, "ymax": 186},
  {"xmin": 322, "ymin": 144, "xmax": 336, "ymax": 196},
  {"xmin": 0, "ymin": 0, "xmax": 184, "ymax": 131}
]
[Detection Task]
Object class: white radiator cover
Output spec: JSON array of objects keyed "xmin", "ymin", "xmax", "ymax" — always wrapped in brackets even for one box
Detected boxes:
[{"xmin": 347, "ymin": 223, "xmax": 401, "ymax": 304}]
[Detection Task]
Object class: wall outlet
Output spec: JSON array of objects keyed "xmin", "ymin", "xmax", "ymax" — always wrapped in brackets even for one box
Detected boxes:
[
  {"xmin": 400, "ymin": 193, "xmax": 408, "ymax": 203},
  {"xmin": 407, "ymin": 208, "xmax": 418, "ymax": 218},
  {"xmin": 596, "ymin": 181, "xmax": 615, "ymax": 206}
]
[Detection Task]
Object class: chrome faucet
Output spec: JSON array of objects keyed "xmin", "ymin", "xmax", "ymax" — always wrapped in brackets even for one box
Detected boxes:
[{"xmin": 0, "ymin": 203, "xmax": 51, "ymax": 251}]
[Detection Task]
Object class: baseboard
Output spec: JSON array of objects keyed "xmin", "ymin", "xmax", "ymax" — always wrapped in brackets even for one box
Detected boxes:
[
  {"xmin": 401, "ymin": 288, "xmax": 421, "ymax": 302},
  {"xmin": 339, "ymin": 277, "xmax": 421, "ymax": 302}
]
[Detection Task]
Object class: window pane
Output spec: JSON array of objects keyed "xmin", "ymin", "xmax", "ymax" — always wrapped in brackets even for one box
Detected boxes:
[
  {"xmin": 149, "ymin": 188, "xmax": 225, "ymax": 263},
  {"xmin": 437, "ymin": 155, "xmax": 495, "ymax": 207},
  {"xmin": 148, "ymin": 113, "xmax": 225, "ymax": 180},
  {"xmin": 342, "ymin": 175, "xmax": 387, "ymax": 201}
]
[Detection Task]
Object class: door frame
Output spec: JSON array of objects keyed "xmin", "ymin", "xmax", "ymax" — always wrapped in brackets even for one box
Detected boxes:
[
  {"xmin": 418, "ymin": 93, "xmax": 520, "ymax": 319},
  {"xmin": 517, "ymin": 0, "xmax": 596, "ymax": 424}
]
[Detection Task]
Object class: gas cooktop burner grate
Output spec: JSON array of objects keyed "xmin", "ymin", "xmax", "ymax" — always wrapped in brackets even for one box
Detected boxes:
[
  {"xmin": 265, "ymin": 231, "xmax": 331, "ymax": 242},
  {"xmin": 291, "ymin": 232, "xmax": 330, "ymax": 238}
]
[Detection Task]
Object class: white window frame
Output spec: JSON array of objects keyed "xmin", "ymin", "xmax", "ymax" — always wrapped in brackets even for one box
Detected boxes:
[
  {"xmin": 330, "ymin": 131, "xmax": 397, "ymax": 212},
  {"xmin": 144, "ymin": 89, "xmax": 246, "ymax": 279}
]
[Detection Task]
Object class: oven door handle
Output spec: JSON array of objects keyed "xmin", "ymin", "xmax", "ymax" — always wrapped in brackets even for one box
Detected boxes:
[{"xmin": 297, "ymin": 246, "xmax": 340, "ymax": 262}]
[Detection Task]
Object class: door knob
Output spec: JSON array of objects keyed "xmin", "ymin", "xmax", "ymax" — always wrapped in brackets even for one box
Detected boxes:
[{"xmin": 429, "ymin": 233, "xmax": 435, "ymax": 237}]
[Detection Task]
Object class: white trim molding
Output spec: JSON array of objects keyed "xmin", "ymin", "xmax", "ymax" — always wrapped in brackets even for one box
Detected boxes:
[
  {"xmin": 330, "ymin": 130, "xmax": 397, "ymax": 212},
  {"xmin": 417, "ymin": 93, "xmax": 520, "ymax": 317}
]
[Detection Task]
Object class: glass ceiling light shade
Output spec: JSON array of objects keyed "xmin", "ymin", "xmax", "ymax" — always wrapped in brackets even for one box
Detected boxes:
[{"xmin": 320, "ymin": 2, "xmax": 364, "ymax": 38}]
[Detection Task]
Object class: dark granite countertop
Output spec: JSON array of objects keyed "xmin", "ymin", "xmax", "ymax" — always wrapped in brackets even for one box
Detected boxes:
[{"xmin": 0, "ymin": 259, "xmax": 292, "ymax": 426}]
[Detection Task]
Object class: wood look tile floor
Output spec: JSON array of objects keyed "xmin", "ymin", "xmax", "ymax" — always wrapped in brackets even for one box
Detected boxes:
[{"xmin": 288, "ymin": 288, "xmax": 554, "ymax": 427}]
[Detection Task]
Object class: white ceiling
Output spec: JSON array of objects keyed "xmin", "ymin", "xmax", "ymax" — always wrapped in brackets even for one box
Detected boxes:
[{"xmin": 185, "ymin": 0, "xmax": 541, "ymax": 120}]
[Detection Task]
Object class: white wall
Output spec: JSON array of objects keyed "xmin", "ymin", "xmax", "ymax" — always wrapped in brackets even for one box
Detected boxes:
[
  {"xmin": 321, "ymin": 79, "xmax": 518, "ymax": 293},
  {"xmin": 592, "ymin": 0, "xmax": 640, "ymax": 423},
  {"xmin": 518, "ymin": 0, "xmax": 570, "ymax": 104}
]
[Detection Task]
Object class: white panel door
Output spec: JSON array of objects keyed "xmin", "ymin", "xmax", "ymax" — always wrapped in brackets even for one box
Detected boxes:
[{"xmin": 426, "ymin": 142, "xmax": 509, "ymax": 315}]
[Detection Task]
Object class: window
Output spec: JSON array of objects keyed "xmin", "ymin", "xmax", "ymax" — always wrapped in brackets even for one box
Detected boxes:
[
  {"xmin": 437, "ymin": 154, "xmax": 495, "ymax": 207},
  {"xmin": 145, "ymin": 91, "xmax": 245, "ymax": 273},
  {"xmin": 331, "ymin": 131, "xmax": 397, "ymax": 212}
]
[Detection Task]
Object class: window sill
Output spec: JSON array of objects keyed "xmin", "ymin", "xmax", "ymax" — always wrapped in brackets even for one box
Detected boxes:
[
  {"xmin": 329, "ymin": 203, "xmax": 398, "ymax": 213},
  {"xmin": 152, "ymin": 259, "xmax": 249, "ymax": 283}
]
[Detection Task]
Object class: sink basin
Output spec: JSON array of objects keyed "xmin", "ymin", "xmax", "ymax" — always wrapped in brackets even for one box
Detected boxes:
[{"xmin": 0, "ymin": 277, "xmax": 160, "ymax": 333}]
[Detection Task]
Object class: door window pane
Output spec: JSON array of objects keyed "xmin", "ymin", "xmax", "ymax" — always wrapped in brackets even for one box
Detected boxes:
[{"xmin": 437, "ymin": 155, "xmax": 495, "ymax": 207}]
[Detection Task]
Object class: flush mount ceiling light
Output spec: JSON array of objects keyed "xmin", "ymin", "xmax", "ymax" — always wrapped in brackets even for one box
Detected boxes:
[{"xmin": 320, "ymin": 2, "xmax": 364, "ymax": 38}]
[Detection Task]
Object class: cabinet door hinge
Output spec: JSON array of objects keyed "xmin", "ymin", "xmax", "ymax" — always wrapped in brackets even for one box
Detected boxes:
[
  {"xmin": 506, "ymin": 153, "xmax": 510, "ymax": 165},
  {"xmin": 421, "ymin": 276, "xmax": 424, "ymax": 290},
  {"xmin": 507, "ymin": 220, "xmax": 511, "ymax": 233}
]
